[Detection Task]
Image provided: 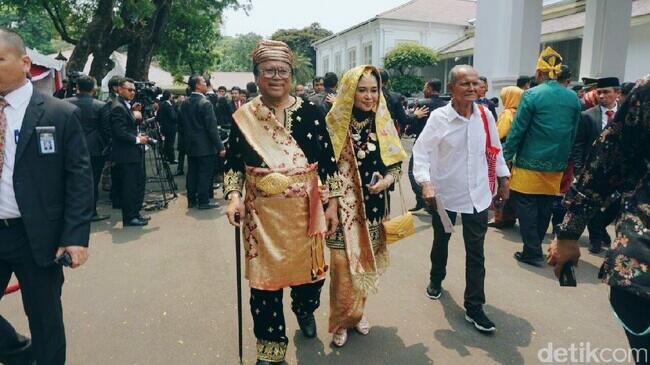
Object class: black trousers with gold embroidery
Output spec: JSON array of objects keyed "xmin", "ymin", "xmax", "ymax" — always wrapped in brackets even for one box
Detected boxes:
[{"xmin": 251, "ymin": 280, "xmax": 324, "ymax": 362}]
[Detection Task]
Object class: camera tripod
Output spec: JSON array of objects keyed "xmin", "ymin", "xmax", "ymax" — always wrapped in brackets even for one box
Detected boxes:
[{"xmin": 143, "ymin": 123, "xmax": 177, "ymax": 210}]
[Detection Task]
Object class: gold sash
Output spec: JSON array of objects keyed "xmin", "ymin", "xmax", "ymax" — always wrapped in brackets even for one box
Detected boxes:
[{"xmin": 233, "ymin": 96, "xmax": 328, "ymax": 290}]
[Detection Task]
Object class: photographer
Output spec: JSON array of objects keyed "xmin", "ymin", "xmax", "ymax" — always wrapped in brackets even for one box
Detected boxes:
[
  {"xmin": 110, "ymin": 78, "xmax": 149, "ymax": 227},
  {"xmin": 65, "ymin": 75, "xmax": 111, "ymax": 221}
]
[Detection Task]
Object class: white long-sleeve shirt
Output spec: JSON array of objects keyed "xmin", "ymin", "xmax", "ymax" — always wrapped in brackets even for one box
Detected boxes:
[
  {"xmin": 412, "ymin": 102, "xmax": 510, "ymax": 214},
  {"xmin": 0, "ymin": 81, "xmax": 32, "ymax": 219}
]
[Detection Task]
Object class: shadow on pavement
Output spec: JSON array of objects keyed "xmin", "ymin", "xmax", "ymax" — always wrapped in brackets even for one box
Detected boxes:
[
  {"xmin": 183, "ymin": 206, "xmax": 226, "ymax": 221},
  {"xmin": 108, "ymin": 225, "xmax": 160, "ymax": 244},
  {"xmin": 293, "ymin": 326, "xmax": 432, "ymax": 365},
  {"xmin": 434, "ymin": 291, "xmax": 533, "ymax": 365}
]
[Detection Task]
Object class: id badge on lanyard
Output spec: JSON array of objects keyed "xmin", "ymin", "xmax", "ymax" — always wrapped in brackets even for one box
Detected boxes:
[{"xmin": 35, "ymin": 126, "xmax": 57, "ymax": 155}]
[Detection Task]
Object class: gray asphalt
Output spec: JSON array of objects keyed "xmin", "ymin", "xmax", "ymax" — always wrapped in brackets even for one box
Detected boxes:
[{"xmin": 1, "ymin": 146, "xmax": 631, "ymax": 364}]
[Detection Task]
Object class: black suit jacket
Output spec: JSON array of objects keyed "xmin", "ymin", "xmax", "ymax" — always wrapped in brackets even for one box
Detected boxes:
[
  {"xmin": 157, "ymin": 100, "xmax": 177, "ymax": 134},
  {"xmin": 13, "ymin": 90, "xmax": 93, "ymax": 266},
  {"xmin": 110, "ymin": 97, "xmax": 143, "ymax": 163},
  {"xmin": 572, "ymin": 106, "xmax": 603, "ymax": 175},
  {"xmin": 308, "ymin": 87, "xmax": 336, "ymax": 118},
  {"xmin": 180, "ymin": 93, "xmax": 225, "ymax": 157},
  {"xmin": 65, "ymin": 94, "xmax": 110, "ymax": 157},
  {"xmin": 409, "ymin": 96, "xmax": 448, "ymax": 139}
]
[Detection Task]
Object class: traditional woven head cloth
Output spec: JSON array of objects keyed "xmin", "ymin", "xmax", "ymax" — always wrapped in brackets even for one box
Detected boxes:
[
  {"xmin": 252, "ymin": 40, "xmax": 295, "ymax": 67},
  {"xmin": 536, "ymin": 47, "xmax": 563, "ymax": 79}
]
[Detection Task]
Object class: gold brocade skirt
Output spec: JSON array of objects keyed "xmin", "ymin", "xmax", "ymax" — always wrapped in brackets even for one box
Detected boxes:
[
  {"xmin": 329, "ymin": 249, "xmax": 366, "ymax": 333},
  {"xmin": 243, "ymin": 167, "xmax": 327, "ymax": 291}
]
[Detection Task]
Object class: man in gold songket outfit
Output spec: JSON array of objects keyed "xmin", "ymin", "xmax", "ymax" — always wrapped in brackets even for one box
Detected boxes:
[{"xmin": 224, "ymin": 40, "xmax": 341, "ymax": 365}]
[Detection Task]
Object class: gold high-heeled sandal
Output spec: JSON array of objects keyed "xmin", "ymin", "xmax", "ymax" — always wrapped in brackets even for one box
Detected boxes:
[
  {"xmin": 332, "ymin": 328, "xmax": 348, "ymax": 347},
  {"xmin": 355, "ymin": 315, "xmax": 370, "ymax": 335}
]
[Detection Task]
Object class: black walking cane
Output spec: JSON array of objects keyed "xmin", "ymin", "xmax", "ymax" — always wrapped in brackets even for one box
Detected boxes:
[{"xmin": 234, "ymin": 213, "xmax": 243, "ymax": 364}]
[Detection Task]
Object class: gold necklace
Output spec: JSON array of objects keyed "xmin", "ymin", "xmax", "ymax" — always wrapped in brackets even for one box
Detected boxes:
[{"xmin": 350, "ymin": 117, "xmax": 370, "ymax": 132}]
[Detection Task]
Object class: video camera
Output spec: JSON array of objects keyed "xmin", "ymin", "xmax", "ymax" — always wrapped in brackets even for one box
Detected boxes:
[
  {"xmin": 133, "ymin": 81, "xmax": 162, "ymax": 119},
  {"xmin": 60, "ymin": 70, "xmax": 86, "ymax": 98}
]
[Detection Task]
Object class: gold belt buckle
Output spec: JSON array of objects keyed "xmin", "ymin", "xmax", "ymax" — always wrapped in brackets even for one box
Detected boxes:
[{"xmin": 256, "ymin": 172, "xmax": 291, "ymax": 195}]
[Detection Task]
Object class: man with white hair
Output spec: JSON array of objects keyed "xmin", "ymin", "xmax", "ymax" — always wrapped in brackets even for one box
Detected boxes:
[{"xmin": 413, "ymin": 65, "xmax": 510, "ymax": 333}]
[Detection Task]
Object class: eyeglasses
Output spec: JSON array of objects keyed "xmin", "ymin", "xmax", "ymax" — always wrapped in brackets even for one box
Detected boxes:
[
  {"xmin": 122, "ymin": 87, "xmax": 135, "ymax": 92},
  {"xmin": 261, "ymin": 68, "xmax": 292, "ymax": 79}
]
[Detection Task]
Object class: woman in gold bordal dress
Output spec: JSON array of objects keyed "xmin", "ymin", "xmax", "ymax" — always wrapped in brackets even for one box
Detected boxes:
[{"xmin": 325, "ymin": 65, "xmax": 407, "ymax": 347}]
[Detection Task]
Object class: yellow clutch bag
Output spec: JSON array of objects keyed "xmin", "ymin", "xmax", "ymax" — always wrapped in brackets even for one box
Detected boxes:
[{"xmin": 382, "ymin": 179, "xmax": 416, "ymax": 245}]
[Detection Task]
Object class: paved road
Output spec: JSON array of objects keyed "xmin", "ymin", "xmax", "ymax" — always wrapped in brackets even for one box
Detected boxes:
[{"xmin": 1, "ymin": 150, "xmax": 632, "ymax": 364}]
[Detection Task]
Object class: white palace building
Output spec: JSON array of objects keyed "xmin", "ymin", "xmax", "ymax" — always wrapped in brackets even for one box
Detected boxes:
[{"xmin": 313, "ymin": 0, "xmax": 650, "ymax": 96}]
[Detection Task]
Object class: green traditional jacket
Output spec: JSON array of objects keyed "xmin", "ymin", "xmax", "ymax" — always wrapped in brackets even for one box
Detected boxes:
[{"xmin": 503, "ymin": 80, "xmax": 582, "ymax": 172}]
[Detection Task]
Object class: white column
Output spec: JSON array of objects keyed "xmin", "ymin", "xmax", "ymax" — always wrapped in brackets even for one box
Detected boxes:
[
  {"xmin": 579, "ymin": 0, "xmax": 632, "ymax": 80},
  {"xmin": 473, "ymin": 0, "xmax": 543, "ymax": 97}
]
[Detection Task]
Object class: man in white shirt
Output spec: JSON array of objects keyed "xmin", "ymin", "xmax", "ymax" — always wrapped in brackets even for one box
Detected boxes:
[
  {"xmin": 412, "ymin": 65, "xmax": 510, "ymax": 333},
  {"xmin": 0, "ymin": 27, "xmax": 93, "ymax": 364}
]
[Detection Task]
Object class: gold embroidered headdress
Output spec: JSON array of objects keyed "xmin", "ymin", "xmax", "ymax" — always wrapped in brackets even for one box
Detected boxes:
[
  {"xmin": 536, "ymin": 47, "xmax": 563, "ymax": 79},
  {"xmin": 252, "ymin": 40, "xmax": 295, "ymax": 68},
  {"xmin": 326, "ymin": 65, "xmax": 407, "ymax": 167}
]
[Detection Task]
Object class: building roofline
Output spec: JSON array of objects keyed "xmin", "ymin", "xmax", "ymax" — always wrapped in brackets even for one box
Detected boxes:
[{"xmin": 313, "ymin": 17, "xmax": 378, "ymax": 47}]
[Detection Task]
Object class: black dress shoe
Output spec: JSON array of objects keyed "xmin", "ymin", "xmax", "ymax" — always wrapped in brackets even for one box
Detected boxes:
[
  {"xmin": 168, "ymin": 160, "xmax": 178, "ymax": 165},
  {"xmin": 256, "ymin": 360, "xmax": 284, "ymax": 365},
  {"xmin": 513, "ymin": 251, "xmax": 544, "ymax": 266},
  {"xmin": 188, "ymin": 201, "xmax": 197, "ymax": 209},
  {"xmin": 138, "ymin": 215, "xmax": 151, "ymax": 221},
  {"xmin": 297, "ymin": 313, "xmax": 317, "ymax": 338},
  {"xmin": 0, "ymin": 334, "xmax": 32, "ymax": 365},
  {"xmin": 426, "ymin": 282, "xmax": 442, "ymax": 300},
  {"xmin": 588, "ymin": 241, "xmax": 603, "ymax": 254},
  {"xmin": 91, "ymin": 213, "xmax": 110, "ymax": 222},
  {"xmin": 198, "ymin": 202, "xmax": 219, "ymax": 210},
  {"xmin": 124, "ymin": 218, "xmax": 148, "ymax": 227}
]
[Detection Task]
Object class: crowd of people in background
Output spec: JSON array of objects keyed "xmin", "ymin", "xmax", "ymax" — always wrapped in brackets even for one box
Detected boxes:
[{"xmin": 1, "ymin": 23, "xmax": 648, "ymax": 364}]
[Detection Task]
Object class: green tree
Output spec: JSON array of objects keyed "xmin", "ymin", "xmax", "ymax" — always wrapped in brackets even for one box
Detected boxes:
[
  {"xmin": 292, "ymin": 52, "xmax": 314, "ymax": 85},
  {"xmin": 212, "ymin": 33, "xmax": 263, "ymax": 73},
  {"xmin": 4, "ymin": 0, "xmax": 247, "ymax": 83},
  {"xmin": 271, "ymin": 23, "xmax": 332, "ymax": 69},
  {"xmin": 383, "ymin": 43, "xmax": 438, "ymax": 96},
  {"xmin": 156, "ymin": 1, "xmax": 252, "ymax": 81},
  {"xmin": 0, "ymin": 4, "xmax": 57, "ymax": 54}
]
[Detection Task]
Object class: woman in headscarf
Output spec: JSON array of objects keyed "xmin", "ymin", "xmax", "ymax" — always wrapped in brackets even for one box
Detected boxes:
[
  {"xmin": 489, "ymin": 86, "xmax": 523, "ymax": 228},
  {"xmin": 549, "ymin": 75, "xmax": 650, "ymax": 363},
  {"xmin": 325, "ymin": 65, "xmax": 407, "ymax": 347}
]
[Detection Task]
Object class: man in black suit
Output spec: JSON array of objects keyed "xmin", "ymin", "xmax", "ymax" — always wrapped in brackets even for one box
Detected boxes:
[
  {"xmin": 407, "ymin": 79, "xmax": 446, "ymax": 212},
  {"xmin": 0, "ymin": 28, "xmax": 93, "ymax": 364},
  {"xmin": 476, "ymin": 76, "xmax": 498, "ymax": 119},
  {"xmin": 110, "ymin": 77, "xmax": 150, "ymax": 226},
  {"xmin": 378, "ymin": 68, "xmax": 429, "ymax": 135},
  {"xmin": 174, "ymin": 94, "xmax": 187, "ymax": 176},
  {"xmin": 246, "ymin": 81, "xmax": 258, "ymax": 101},
  {"xmin": 309, "ymin": 72, "xmax": 338, "ymax": 117},
  {"xmin": 157, "ymin": 90, "xmax": 178, "ymax": 164},
  {"xmin": 180, "ymin": 75, "xmax": 225, "ymax": 209},
  {"xmin": 66, "ymin": 75, "xmax": 112, "ymax": 222},
  {"xmin": 571, "ymin": 77, "xmax": 621, "ymax": 253},
  {"xmin": 106, "ymin": 75, "xmax": 124, "ymax": 208},
  {"xmin": 230, "ymin": 86, "xmax": 243, "ymax": 112}
]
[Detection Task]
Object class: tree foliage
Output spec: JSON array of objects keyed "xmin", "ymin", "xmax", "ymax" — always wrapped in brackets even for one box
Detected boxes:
[
  {"xmin": 390, "ymin": 75, "xmax": 424, "ymax": 97},
  {"xmin": 271, "ymin": 23, "xmax": 332, "ymax": 69},
  {"xmin": 292, "ymin": 52, "xmax": 314, "ymax": 85},
  {"xmin": 3, "ymin": 0, "xmax": 247, "ymax": 83},
  {"xmin": 0, "ymin": 3, "xmax": 58, "ymax": 54},
  {"xmin": 384, "ymin": 43, "xmax": 438, "ymax": 76},
  {"xmin": 212, "ymin": 33, "xmax": 263, "ymax": 73}
]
